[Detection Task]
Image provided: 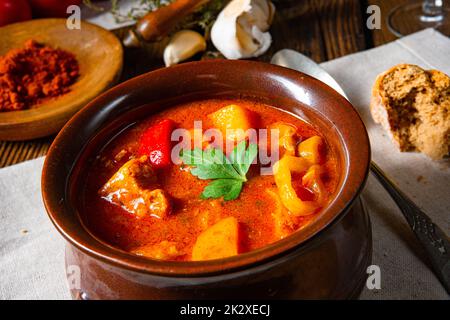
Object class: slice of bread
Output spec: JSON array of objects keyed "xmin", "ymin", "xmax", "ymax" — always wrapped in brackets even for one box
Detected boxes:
[{"xmin": 370, "ymin": 64, "xmax": 449, "ymax": 159}]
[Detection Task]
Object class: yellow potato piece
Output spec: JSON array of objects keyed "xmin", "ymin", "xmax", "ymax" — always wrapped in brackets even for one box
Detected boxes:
[
  {"xmin": 208, "ymin": 104, "xmax": 259, "ymax": 142},
  {"xmin": 266, "ymin": 188, "xmax": 297, "ymax": 239},
  {"xmin": 192, "ymin": 217, "xmax": 240, "ymax": 261}
]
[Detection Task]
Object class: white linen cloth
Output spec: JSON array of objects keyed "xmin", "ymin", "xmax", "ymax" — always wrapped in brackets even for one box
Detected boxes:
[{"xmin": 0, "ymin": 29, "xmax": 449, "ymax": 300}]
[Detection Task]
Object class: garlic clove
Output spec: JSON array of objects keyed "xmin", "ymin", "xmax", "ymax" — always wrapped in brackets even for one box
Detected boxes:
[
  {"xmin": 163, "ymin": 30, "xmax": 207, "ymax": 67},
  {"xmin": 211, "ymin": 0, "xmax": 275, "ymax": 60},
  {"xmin": 252, "ymin": 0, "xmax": 276, "ymax": 30}
]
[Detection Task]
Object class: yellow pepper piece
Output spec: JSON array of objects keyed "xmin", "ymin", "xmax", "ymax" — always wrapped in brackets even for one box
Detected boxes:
[
  {"xmin": 269, "ymin": 122, "xmax": 298, "ymax": 155},
  {"xmin": 298, "ymin": 136, "xmax": 324, "ymax": 164},
  {"xmin": 302, "ymin": 165, "xmax": 327, "ymax": 204},
  {"xmin": 273, "ymin": 156, "xmax": 319, "ymax": 216},
  {"xmin": 267, "ymin": 188, "xmax": 296, "ymax": 239}
]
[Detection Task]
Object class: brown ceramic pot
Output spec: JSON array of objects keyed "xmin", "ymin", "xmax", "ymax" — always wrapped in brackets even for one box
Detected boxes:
[{"xmin": 42, "ymin": 60, "xmax": 371, "ymax": 300}]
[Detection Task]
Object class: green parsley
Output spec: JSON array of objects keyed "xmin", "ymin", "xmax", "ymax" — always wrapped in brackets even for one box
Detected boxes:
[{"xmin": 180, "ymin": 141, "xmax": 258, "ymax": 201}]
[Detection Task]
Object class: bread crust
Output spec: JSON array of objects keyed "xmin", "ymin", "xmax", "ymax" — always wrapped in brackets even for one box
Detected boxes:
[{"xmin": 370, "ymin": 64, "xmax": 450, "ymax": 159}]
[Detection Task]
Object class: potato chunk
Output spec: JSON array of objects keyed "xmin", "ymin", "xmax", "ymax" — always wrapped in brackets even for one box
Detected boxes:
[
  {"xmin": 208, "ymin": 104, "xmax": 259, "ymax": 141},
  {"xmin": 192, "ymin": 217, "xmax": 241, "ymax": 261},
  {"xmin": 131, "ymin": 241, "xmax": 183, "ymax": 260},
  {"xmin": 266, "ymin": 188, "xmax": 297, "ymax": 239},
  {"xmin": 99, "ymin": 156, "xmax": 171, "ymax": 218}
]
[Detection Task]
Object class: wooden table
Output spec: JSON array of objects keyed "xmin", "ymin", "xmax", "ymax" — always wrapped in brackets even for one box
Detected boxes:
[{"xmin": 0, "ymin": 0, "xmax": 406, "ymax": 168}]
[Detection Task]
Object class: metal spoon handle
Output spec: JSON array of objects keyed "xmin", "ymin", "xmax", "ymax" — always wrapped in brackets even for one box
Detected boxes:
[{"xmin": 370, "ymin": 162, "xmax": 450, "ymax": 293}]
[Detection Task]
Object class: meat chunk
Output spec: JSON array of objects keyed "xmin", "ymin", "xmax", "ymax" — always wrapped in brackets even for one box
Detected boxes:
[
  {"xmin": 131, "ymin": 241, "xmax": 183, "ymax": 260},
  {"xmin": 99, "ymin": 155, "xmax": 171, "ymax": 218}
]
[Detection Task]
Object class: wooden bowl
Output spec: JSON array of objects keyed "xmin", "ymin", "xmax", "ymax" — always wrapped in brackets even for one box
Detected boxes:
[
  {"xmin": 0, "ymin": 19, "xmax": 123, "ymax": 140},
  {"xmin": 42, "ymin": 60, "xmax": 372, "ymax": 299}
]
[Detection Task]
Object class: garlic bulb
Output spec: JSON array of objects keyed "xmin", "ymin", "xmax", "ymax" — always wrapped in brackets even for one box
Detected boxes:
[
  {"xmin": 211, "ymin": 0, "xmax": 275, "ymax": 60},
  {"xmin": 163, "ymin": 30, "xmax": 207, "ymax": 67}
]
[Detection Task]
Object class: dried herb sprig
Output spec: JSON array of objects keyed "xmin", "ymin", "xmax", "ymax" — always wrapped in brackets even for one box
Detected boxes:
[{"xmin": 83, "ymin": 0, "xmax": 228, "ymax": 32}]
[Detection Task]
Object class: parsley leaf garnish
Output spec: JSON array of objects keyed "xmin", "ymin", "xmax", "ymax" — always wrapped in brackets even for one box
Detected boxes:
[{"xmin": 180, "ymin": 141, "xmax": 258, "ymax": 201}]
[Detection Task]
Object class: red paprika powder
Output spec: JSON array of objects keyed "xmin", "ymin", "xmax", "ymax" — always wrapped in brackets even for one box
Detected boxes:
[{"xmin": 0, "ymin": 40, "xmax": 79, "ymax": 112}]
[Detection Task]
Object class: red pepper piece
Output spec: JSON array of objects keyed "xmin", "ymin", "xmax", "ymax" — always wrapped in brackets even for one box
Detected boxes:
[{"xmin": 139, "ymin": 119, "xmax": 176, "ymax": 168}]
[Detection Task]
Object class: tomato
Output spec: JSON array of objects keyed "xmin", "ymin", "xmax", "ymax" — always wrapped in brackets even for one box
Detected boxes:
[
  {"xmin": 139, "ymin": 119, "xmax": 177, "ymax": 169},
  {"xmin": 29, "ymin": 0, "xmax": 81, "ymax": 18},
  {"xmin": 0, "ymin": 0, "xmax": 32, "ymax": 27}
]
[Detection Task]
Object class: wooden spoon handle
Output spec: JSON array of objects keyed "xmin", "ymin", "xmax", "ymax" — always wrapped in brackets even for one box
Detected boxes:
[{"xmin": 135, "ymin": 0, "xmax": 210, "ymax": 42}]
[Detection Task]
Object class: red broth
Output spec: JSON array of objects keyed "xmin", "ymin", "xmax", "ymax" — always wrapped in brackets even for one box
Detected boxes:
[{"xmin": 80, "ymin": 99, "xmax": 339, "ymax": 261}]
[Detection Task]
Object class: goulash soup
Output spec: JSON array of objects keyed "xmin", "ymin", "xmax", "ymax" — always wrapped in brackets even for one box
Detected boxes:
[{"xmin": 80, "ymin": 99, "xmax": 339, "ymax": 261}]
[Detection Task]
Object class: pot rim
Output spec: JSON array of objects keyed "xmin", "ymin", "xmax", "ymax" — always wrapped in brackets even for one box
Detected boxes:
[{"xmin": 42, "ymin": 60, "xmax": 370, "ymax": 277}]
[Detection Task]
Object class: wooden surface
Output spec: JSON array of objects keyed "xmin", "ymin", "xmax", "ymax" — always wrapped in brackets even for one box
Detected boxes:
[
  {"xmin": 0, "ymin": 19, "xmax": 123, "ymax": 141},
  {"xmin": 0, "ymin": 0, "xmax": 406, "ymax": 168}
]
